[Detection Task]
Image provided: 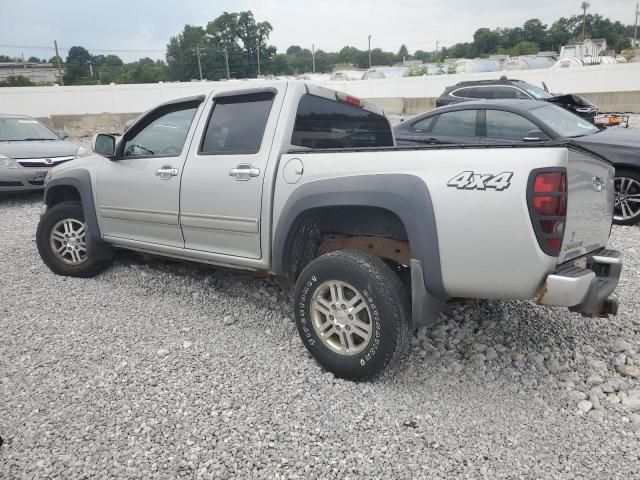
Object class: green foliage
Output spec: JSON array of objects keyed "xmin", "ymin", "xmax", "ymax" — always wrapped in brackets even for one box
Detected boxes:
[{"xmin": 0, "ymin": 75, "xmax": 35, "ymax": 87}]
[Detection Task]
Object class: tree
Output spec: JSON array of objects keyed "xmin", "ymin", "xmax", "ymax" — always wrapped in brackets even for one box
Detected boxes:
[
  {"xmin": 0, "ymin": 75, "xmax": 34, "ymax": 87},
  {"xmin": 509, "ymin": 41, "xmax": 539, "ymax": 56},
  {"xmin": 473, "ymin": 28, "xmax": 500, "ymax": 55},
  {"xmin": 397, "ymin": 44, "xmax": 410, "ymax": 62},
  {"xmin": 64, "ymin": 46, "xmax": 94, "ymax": 85},
  {"xmin": 0, "ymin": 55, "xmax": 15, "ymax": 62},
  {"xmin": 27, "ymin": 56, "xmax": 42, "ymax": 63},
  {"xmin": 522, "ymin": 19, "xmax": 548, "ymax": 49},
  {"xmin": 166, "ymin": 25, "xmax": 208, "ymax": 81}
]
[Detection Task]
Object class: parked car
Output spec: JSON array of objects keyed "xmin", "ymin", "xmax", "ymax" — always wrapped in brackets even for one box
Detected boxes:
[
  {"xmin": 435, "ymin": 78, "xmax": 598, "ymax": 123},
  {"xmin": 0, "ymin": 114, "xmax": 87, "ymax": 194},
  {"xmin": 36, "ymin": 82, "xmax": 621, "ymax": 380},
  {"xmin": 394, "ymin": 100, "xmax": 640, "ymax": 225}
]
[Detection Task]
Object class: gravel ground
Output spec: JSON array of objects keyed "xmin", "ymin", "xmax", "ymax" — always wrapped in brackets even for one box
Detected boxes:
[{"xmin": 1, "ymin": 193, "xmax": 640, "ymax": 479}]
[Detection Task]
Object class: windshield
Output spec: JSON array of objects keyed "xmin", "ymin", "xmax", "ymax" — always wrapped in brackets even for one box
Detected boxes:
[
  {"xmin": 530, "ymin": 104, "xmax": 599, "ymax": 138},
  {"xmin": 0, "ymin": 117, "xmax": 60, "ymax": 141},
  {"xmin": 518, "ymin": 82, "xmax": 553, "ymax": 100}
]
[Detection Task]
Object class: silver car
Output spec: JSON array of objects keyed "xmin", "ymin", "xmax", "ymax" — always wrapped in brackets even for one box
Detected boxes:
[{"xmin": 0, "ymin": 114, "xmax": 87, "ymax": 193}]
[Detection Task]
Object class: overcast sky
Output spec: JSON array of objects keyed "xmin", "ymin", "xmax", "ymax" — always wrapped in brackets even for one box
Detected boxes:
[{"xmin": 0, "ymin": 0, "xmax": 637, "ymax": 61}]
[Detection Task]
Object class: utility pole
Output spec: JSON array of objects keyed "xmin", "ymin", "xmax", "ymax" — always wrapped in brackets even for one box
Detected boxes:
[
  {"xmin": 54, "ymin": 40, "xmax": 64, "ymax": 85},
  {"xmin": 635, "ymin": 2, "xmax": 639, "ymax": 50},
  {"xmin": 312, "ymin": 44, "xmax": 316, "ymax": 73},
  {"xmin": 368, "ymin": 35, "xmax": 372, "ymax": 68},
  {"xmin": 224, "ymin": 48, "xmax": 230, "ymax": 80},
  {"xmin": 193, "ymin": 45, "xmax": 203, "ymax": 80},
  {"xmin": 256, "ymin": 40, "xmax": 261, "ymax": 77},
  {"xmin": 581, "ymin": 2, "xmax": 591, "ymax": 41},
  {"xmin": 435, "ymin": 41, "xmax": 440, "ymax": 62}
]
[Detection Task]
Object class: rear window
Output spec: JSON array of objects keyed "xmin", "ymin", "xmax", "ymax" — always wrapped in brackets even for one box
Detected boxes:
[{"xmin": 291, "ymin": 94, "xmax": 394, "ymax": 149}]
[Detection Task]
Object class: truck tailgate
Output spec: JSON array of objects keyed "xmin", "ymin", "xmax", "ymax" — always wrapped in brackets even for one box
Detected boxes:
[{"xmin": 559, "ymin": 147, "xmax": 615, "ymax": 264}]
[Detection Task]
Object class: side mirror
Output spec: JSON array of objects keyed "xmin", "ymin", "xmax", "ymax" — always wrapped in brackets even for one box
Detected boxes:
[
  {"xmin": 523, "ymin": 130, "xmax": 548, "ymax": 142},
  {"xmin": 91, "ymin": 133, "xmax": 116, "ymax": 157},
  {"xmin": 57, "ymin": 130, "xmax": 69, "ymax": 139}
]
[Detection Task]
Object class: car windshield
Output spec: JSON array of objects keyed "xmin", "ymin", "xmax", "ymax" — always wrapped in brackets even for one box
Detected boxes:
[
  {"xmin": 518, "ymin": 82, "xmax": 553, "ymax": 100},
  {"xmin": 529, "ymin": 104, "xmax": 599, "ymax": 138},
  {"xmin": 0, "ymin": 117, "xmax": 60, "ymax": 141}
]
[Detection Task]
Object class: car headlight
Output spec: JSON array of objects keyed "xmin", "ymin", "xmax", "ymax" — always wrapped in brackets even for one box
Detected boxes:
[
  {"xmin": 0, "ymin": 154, "xmax": 19, "ymax": 169},
  {"xmin": 74, "ymin": 145, "xmax": 92, "ymax": 159}
]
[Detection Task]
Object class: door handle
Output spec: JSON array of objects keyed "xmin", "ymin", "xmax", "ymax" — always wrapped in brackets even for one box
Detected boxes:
[
  {"xmin": 229, "ymin": 164, "xmax": 260, "ymax": 181},
  {"xmin": 155, "ymin": 166, "xmax": 179, "ymax": 180}
]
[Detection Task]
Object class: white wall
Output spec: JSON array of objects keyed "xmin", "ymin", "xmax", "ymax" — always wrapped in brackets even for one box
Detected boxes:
[{"xmin": 1, "ymin": 63, "xmax": 640, "ymax": 118}]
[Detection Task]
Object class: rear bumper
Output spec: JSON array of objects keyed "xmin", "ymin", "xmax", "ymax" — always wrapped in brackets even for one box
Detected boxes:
[
  {"xmin": 538, "ymin": 249, "xmax": 622, "ymax": 317},
  {"xmin": 0, "ymin": 167, "xmax": 50, "ymax": 192}
]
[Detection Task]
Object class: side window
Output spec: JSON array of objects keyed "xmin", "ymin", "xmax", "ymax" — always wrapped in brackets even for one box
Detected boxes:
[
  {"xmin": 200, "ymin": 91, "xmax": 275, "ymax": 155},
  {"xmin": 431, "ymin": 110, "xmax": 478, "ymax": 137},
  {"xmin": 291, "ymin": 94, "xmax": 393, "ymax": 149},
  {"xmin": 452, "ymin": 87, "xmax": 471, "ymax": 98},
  {"xmin": 485, "ymin": 110, "xmax": 540, "ymax": 141},
  {"xmin": 467, "ymin": 87, "xmax": 494, "ymax": 99},
  {"xmin": 411, "ymin": 116, "xmax": 435, "ymax": 132},
  {"xmin": 493, "ymin": 87, "xmax": 529, "ymax": 99},
  {"xmin": 123, "ymin": 106, "xmax": 197, "ymax": 157}
]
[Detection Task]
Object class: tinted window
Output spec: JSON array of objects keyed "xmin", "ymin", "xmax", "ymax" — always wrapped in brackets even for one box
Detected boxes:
[
  {"xmin": 530, "ymin": 105, "xmax": 599, "ymax": 138},
  {"xmin": 124, "ymin": 107, "xmax": 197, "ymax": 157},
  {"xmin": 451, "ymin": 87, "xmax": 472, "ymax": 98},
  {"xmin": 291, "ymin": 94, "xmax": 393, "ymax": 149},
  {"xmin": 485, "ymin": 110, "xmax": 540, "ymax": 141},
  {"xmin": 431, "ymin": 110, "xmax": 477, "ymax": 137},
  {"xmin": 493, "ymin": 87, "xmax": 528, "ymax": 100},
  {"xmin": 411, "ymin": 116, "xmax": 435, "ymax": 131},
  {"xmin": 467, "ymin": 87, "xmax": 494, "ymax": 99},
  {"xmin": 201, "ymin": 91, "xmax": 275, "ymax": 155}
]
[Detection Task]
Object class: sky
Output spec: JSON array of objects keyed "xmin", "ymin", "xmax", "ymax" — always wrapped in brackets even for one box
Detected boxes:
[{"xmin": 0, "ymin": 0, "xmax": 637, "ymax": 62}]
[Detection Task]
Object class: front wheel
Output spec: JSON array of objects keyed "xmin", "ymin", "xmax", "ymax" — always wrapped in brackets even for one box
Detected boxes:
[
  {"xmin": 293, "ymin": 250, "xmax": 410, "ymax": 380},
  {"xmin": 613, "ymin": 169, "xmax": 640, "ymax": 225},
  {"xmin": 36, "ymin": 201, "xmax": 111, "ymax": 277}
]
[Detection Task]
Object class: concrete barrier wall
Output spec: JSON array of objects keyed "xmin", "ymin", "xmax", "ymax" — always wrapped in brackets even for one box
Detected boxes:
[{"xmin": 1, "ymin": 62, "xmax": 639, "ymax": 136}]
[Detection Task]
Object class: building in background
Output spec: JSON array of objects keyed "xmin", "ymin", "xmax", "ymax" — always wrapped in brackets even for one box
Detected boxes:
[{"xmin": 0, "ymin": 62, "xmax": 60, "ymax": 84}]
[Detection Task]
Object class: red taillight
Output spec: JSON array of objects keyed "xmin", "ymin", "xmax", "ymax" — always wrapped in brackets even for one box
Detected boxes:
[
  {"xmin": 533, "ymin": 172, "xmax": 566, "ymax": 193},
  {"xmin": 336, "ymin": 92, "xmax": 363, "ymax": 107},
  {"xmin": 528, "ymin": 169, "xmax": 567, "ymax": 256}
]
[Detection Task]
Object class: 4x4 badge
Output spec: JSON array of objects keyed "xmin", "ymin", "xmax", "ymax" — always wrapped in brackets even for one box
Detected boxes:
[{"xmin": 447, "ymin": 171, "xmax": 513, "ymax": 191}]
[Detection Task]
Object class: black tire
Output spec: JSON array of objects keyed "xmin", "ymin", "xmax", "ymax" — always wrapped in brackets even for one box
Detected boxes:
[
  {"xmin": 293, "ymin": 250, "xmax": 410, "ymax": 380},
  {"xmin": 36, "ymin": 201, "xmax": 111, "ymax": 278},
  {"xmin": 613, "ymin": 168, "xmax": 640, "ymax": 226}
]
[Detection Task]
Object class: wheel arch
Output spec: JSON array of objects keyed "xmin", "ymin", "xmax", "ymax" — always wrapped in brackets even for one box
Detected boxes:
[
  {"xmin": 44, "ymin": 169, "xmax": 112, "ymax": 260},
  {"xmin": 272, "ymin": 174, "xmax": 448, "ymax": 304}
]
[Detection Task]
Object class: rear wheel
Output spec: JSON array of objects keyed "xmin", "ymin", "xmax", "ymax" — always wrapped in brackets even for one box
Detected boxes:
[
  {"xmin": 613, "ymin": 169, "xmax": 640, "ymax": 225},
  {"xmin": 293, "ymin": 250, "xmax": 410, "ymax": 380},
  {"xmin": 36, "ymin": 201, "xmax": 111, "ymax": 277}
]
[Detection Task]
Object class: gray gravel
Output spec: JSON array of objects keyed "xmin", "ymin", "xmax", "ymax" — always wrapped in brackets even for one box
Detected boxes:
[{"xmin": 1, "ymin": 193, "xmax": 640, "ymax": 479}]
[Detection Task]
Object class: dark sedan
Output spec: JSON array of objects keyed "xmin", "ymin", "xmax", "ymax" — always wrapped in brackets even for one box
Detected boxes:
[{"xmin": 394, "ymin": 100, "xmax": 640, "ymax": 225}]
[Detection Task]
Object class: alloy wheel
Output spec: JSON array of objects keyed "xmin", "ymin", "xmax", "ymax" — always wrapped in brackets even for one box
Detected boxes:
[
  {"xmin": 310, "ymin": 280, "xmax": 373, "ymax": 356},
  {"xmin": 49, "ymin": 218, "xmax": 88, "ymax": 265}
]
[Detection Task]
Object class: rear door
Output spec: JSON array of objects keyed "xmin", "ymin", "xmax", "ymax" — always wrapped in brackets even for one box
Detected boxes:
[
  {"xmin": 412, "ymin": 109, "xmax": 481, "ymax": 145},
  {"xmin": 179, "ymin": 87, "xmax": 285, "ymax": 259}
]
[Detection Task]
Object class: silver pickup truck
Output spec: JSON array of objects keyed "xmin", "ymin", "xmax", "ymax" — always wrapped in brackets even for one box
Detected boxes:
[{"xmin": 36, "ymin": 81, "xmax": 622, "ymax": 379}]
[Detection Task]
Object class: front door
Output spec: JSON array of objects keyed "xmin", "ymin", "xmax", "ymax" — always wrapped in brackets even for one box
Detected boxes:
[
  {"xmin": 95, "ymin": 100, "xmax": 202, "ymax": 247},
  {"xmin": 179, "ymin": 87, "xmax": 285, "ymax": 259}
]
